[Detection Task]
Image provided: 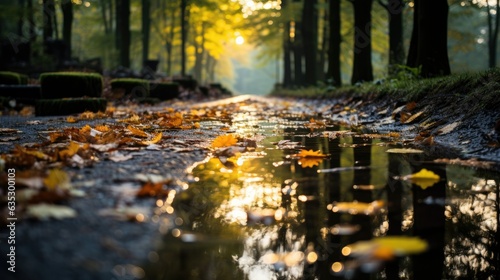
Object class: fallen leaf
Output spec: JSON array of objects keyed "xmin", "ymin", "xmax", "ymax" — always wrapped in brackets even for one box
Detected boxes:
[
  {"xmin": 299, "ymin": 157, "xmax": 323, "ymax": 168},
  {"xmin": 26, "ymin": 204, "xmax": 76, "ymax": 220},
  {"xmin": 402, "ymin": 168, "xmax": 440, "ymax": 189},
  {"xmin": 127, "ymin": 125, "xmax": 148, "ymax": 138},
  {"xmin": 294, "ymin": 149, "xmax": 328, "ymax": 158},
  {"xmin": 59, "ymin": 141, "xmax": 81, "ymax": 159},
  {"xmin": 66, "ymin": 116, "xmax": 78, "ymax": 123},
  {"xmin": 141, "ymin": 132, "xmax": 163, "ymax": 146},
  {"xmin": 211, "ymin": 134, "xmax": 238, "ymax": 148},
  {"xmin": 43, "ymin": 169, "xmax": 72, "ymax": 191},
  {"xmin": 136, "ymin": 182, "xmax": 170, "ymax": 197}
]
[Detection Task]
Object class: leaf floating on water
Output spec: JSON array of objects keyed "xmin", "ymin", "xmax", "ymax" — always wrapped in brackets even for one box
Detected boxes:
[
  {"xmin": 402, "ymin": 168, "xmax": 440, "ymax": 189},
  {"xmin": 299, "ymin": 157, "xmax": 323, "ymax": 168},
  {"xmin": 344, "ymin": 236, "xmax": 428, "ymax": 261},
  {"xmin": 211, "ymin": 134, "xmax": 238, "ymax": 148},
  {"xmin": 26, "ymin": 204, "xmax": 76, "ymax": 220},
  {"xmin": 294, "ymin": 149, "xmax": 328, "ymax": 158}
]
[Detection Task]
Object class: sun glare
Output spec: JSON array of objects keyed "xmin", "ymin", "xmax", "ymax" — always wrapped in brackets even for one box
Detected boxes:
[{"xmin": 235, "ymin": 35, "xmax": 245, "ymax": 45}]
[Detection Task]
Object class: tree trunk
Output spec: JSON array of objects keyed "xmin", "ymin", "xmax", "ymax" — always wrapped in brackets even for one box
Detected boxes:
[
  {"xmin": 327, "ymin": 0, "xmax": 341, "ymax": 86},
  {"xmin": 116, "ymin": 0, "xmax": 130, "ymax": 67},
  {"xmin": 43, "ymin": 0, "xmax": 55, "ymax": 43},
  {"xmin": 407, "ymin": 0, "xmax": 450, "ymax": 77},
  {"xmin": 180, "ymin": 0, "xmax": 188, "ymax": 77},
  {"xmin": 99, "ymin": 0, "xmax": 110, "ymax": 34},
  {"xmin": 379, "ymin": 0, "xmax": 405, "ymax": 75},
  {"xmin": 61, "ymin": 0, "xmax": 73, "ymax": 58},
  {"xmin": 301, "ymin": 0, "xmax": 318, "ymax": 86},
  {"xmin": 293, "ymin": 21, "xmax": 304, "ymax": 87},
  {"xmin": 487, "ymin": 1, "xmax": 500, "ymax": 68},
  {"xmin": 193, "ymin": 23, "xmax": 205, "ymax": 81},
  {"xmin": 351, "ymin": 0, "xmax": 374, "ymax": 84},
  {"xmin": 282, "ymin": 0, "xmax": 292, "ymax": 87},
  {"xmin": 142, "ymin": 0, "xmax": 151, "ymax": 66},
  {"xmin": 17, "ymin": 0, "xmax": 25, "ymax": 38}
]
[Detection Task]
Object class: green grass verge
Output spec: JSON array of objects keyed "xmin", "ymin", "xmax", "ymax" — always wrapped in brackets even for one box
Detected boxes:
[
  {"xmin": 111, "ymin": 78, "xmax": 150, "ymax": 98},
  {"xmin": 35, "ymin": 98, "xmax": 107, "ymax": 116},
  {"xmin": 271, "ymin": 68, "xmax": 500, "ymax": 113},
  {"xmin": 0, "ymin": 71, "xmax": 29, "ymax": 85},
  {"xmin": 40, "ymin": 72, "xmax": 103, "ymax": 99}
]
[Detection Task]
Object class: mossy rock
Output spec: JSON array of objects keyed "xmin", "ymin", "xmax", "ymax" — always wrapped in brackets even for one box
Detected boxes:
[
  {"xmin": 35, "ymin": 98, "xmax": 107, "ymax": 116},
  {"xmin": 40, "ymin": 72, "xmax": 103, "ymax": 99},
  {"xmin": 149, "ymin": 82, "xmax": 179, "ymax": 100},
  {"xmin": 110, "ymin": 78, "xmax": 150, "ymax": 98},
  {"xmin": 0, "ymin": 85, "xmax": 41, "ymax": 105},
  {"xmin": 0, "ymin": 71, "xmax": 29, "ymax": 85}
]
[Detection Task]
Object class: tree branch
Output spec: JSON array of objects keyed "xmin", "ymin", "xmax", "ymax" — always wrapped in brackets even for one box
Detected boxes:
[{"xmin": 377, "ymin": 0, "xmax": 389, "ymax": 10}]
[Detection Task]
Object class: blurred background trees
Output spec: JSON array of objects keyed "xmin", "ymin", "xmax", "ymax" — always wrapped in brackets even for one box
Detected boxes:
[{"xmin": 0, "ymin": 0, "xmax": 499, "ymax": 94}]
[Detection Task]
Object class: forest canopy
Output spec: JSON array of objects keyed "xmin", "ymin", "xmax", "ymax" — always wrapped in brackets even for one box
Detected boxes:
[{"xmin": 0, "ymin": 0, "xmax": 498, "ymax": 94}]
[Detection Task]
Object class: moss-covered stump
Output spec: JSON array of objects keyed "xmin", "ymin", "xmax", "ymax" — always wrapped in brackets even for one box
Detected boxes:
[
  {"xmin": 0, "ymin": 85, "xmax": 41, "ymax": 104},
  {"xmin": 110, "ymin": 78, "xmax": 150, "ymax": 98},
  {"xmin": 0, "ymin": 71, "xmax": 29, "ymax": 85},
  {"xmin": 40, "ymin": 72, "xmax": 103, "ymax": 99},
  {"xmin": 149, "ymin": 82, "xmax": 179, "ymax": 100},
  {"xmin": 35, "ymin": 98, "xmax": 107, "ymax": 116}
]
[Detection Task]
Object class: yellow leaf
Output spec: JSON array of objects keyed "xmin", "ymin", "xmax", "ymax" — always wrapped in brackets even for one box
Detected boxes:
[
  {"xmin": 403, "ymin": 168, "xmax": 440, "ymax": 189},
  {"xmin": 43, "ymin": 169, "xmax": 72, "ymax": 191},
  {"xmin": 294, "ymin": 149, "xmax": 328, "ymax": 158},
  {"xmin": 66, "ymin": 116, "xmax": 77, "ymax": 123},
  {"xmin": 59, "ymin": 141, "xmax": 81, "ymax": 159},
  {"xmin": 329, "ymin": 201, "xmax": 384, "ymax": 215},
  {"xmin": 141, "ymin": 132, "xmax": 163, "ymax": 146},
  {"xmin": 80, "ymin": 125, "xmax": 91, "ymax": 134},
  {"xmin": 211, "ymin": 134, "xmax": 238, "ymax": 148},
  {"xmin": 95, "ymin": 125, "xmax": 110, "ymax": 132},
  {"xmin": 373, "ymin": 236, "xmax": 428, "ymax": 255},
  {"xmin": 127, "ymin": 125, "xmax": 148, "ymax": 138},
  {"xmin": 194, "ymin": 122, "xmax": 200, "ymax": 129}
]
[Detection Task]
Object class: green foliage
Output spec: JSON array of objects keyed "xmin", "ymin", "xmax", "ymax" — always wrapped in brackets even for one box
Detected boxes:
[
  {"xmin": 0, "ymin": 71, "xmax": 28, "ymax": 85},
  {"xmin": 35, "ymin": 98, "xmax": 107, "ymax": 116},
  {"xmin": 149, "ymin": 82, "xmax": 179, "ymax": 100},
  {"xmin": 390, "ymin": 65, "xmax": 422, "ymax": 81},
  {"xmin": 40, "ymin": 72, "xmax": 103, "ymax": 99},
  {"xmin": 110, "ymin": 78, "xmax": 150, "ymax": 97}
]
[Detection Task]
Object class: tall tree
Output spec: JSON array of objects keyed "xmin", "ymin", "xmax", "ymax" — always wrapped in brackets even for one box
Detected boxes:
[
  {"xmin": 293, "ymin": 21, "xmax": 304, "ymax": 87},
  {"xmin": 486, "ymin": 0, "xmax": 500, "ymax": 68},
  {"xmin": 350, "ymin": 0, "xmax": 374, "ymax": 84},
  {"xmin": 302, "ymin": 0, "xmax": 319, "ymax": 86},
  {"xmin": 42, "ymin": 0, "xmax": 56, "ymax": 43},
  {"xmin": 327, "ymin": 0, "xmax": 342, "ymax": 86},
  {"xmin": 282, "ymin": 0, "xmax": 292, "ymax": 87},
  {"xmin": 407, "ymin": 0, "xmax": 450, "ymax": 77},
  {"xmin": 378, "ymin": 0, "xmax": 405, "ymax": 75},
  {"xmin": 61, "ymin": 0, "xmax": 73, "ymax": 58},
  {"xmin": 180, "ymin": 0, "xmax": 188, "ymax": 77},
  {"xmin": 142, "ymin": 0, "xmax": 151, "ymax": 66},
  {"xmin": 116, "ymin": 0, "xmax": 130, "ymax": 67}
]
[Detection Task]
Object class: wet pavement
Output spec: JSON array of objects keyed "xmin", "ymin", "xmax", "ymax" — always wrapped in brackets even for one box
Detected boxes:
[{"xmin": 1, "ymin": 95, "xmax": 499, "ymax": 279}]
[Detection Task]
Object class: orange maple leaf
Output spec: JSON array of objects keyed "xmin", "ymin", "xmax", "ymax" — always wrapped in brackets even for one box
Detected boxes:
[
  {"xmin": 299, "ymin": 157, "xmax": 323, "ymax": 168},
  {"xmin": 211, "ymin": 134, "xmax": 238, "ymax": 148},
  {"xmin": 294, "ymin": 149, "xmax": 328, "ymax": 158}
]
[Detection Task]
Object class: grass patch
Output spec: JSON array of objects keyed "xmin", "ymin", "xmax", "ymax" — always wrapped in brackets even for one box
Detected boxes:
[
  {"xmin": 0, "ymin": 71, "xmax": 29, "ymax": 85},
  {"xmin": 40, "ymin": 72, "xmax": 103, "ymax": 99},
  {"xmin": 111, "ymin": 78, "xmax": 150, "ymax": 98},
  {"xmin": 271, "ymin": 68, "xmax": 500, "ymax": 115}
]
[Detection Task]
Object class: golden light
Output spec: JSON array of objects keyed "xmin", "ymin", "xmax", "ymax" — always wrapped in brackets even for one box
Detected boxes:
[
  {"xmin": 331, "ymin": 262, "xmax": 344, "ymax": 273},
  {"xmin": 235, "ymin": 35, "xmax": 245, "ymax": 45},
  {"xmin": 306, "ymin": 251, "xmax": 318, "ymax": 264},
  {"xmin": 341, "ymin": 246, "xmax": 352, "ymax": 256}
]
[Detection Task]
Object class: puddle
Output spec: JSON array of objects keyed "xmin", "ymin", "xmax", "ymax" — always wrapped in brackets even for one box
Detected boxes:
[{"xmin": 143, "ymin": 99, "xmax": 499, "ymax": 279}]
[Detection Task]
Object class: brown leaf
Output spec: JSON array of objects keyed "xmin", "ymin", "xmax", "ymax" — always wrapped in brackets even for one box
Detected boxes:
[
  {"xmin": 136, "ymin": 182, "xmax": 170, "ymax": 197},
  {"xmin": 127, "ymin": 125, "xmax": 148, "ymax": 138}
]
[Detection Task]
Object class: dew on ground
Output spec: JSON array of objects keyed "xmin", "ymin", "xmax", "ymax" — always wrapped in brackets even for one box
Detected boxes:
[{"xmin": 143, "ymin": 97, "xmax": 499, "ymax": 280}]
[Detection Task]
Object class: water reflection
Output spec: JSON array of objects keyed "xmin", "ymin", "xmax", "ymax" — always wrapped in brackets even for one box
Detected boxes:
[{"xmin": 143, "ymin": 104, "xmax": 499, "ymax": 280}]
